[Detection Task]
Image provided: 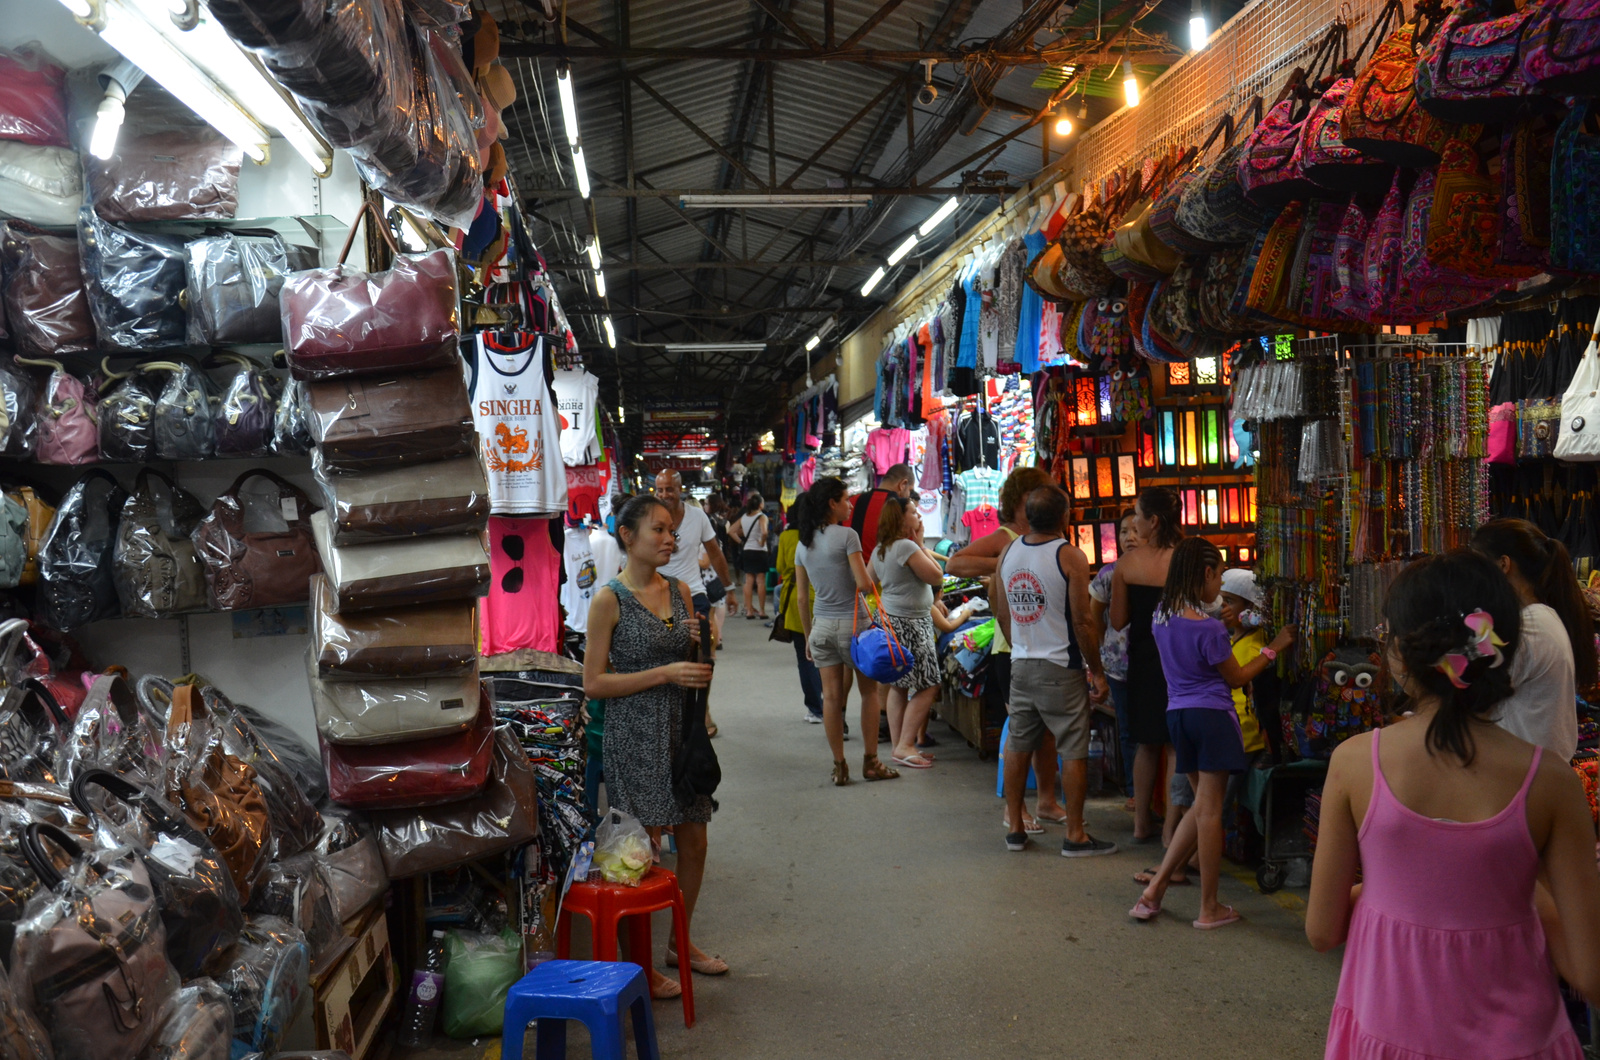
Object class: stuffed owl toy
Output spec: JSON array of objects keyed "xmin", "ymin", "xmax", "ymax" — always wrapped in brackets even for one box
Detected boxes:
[{"xmin": 1286, "ymin": 647, "xmax": 1385, "ymax": 759}]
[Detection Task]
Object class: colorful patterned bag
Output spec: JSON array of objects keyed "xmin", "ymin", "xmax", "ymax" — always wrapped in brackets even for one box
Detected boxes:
[
  {"xmin": 1175, "ymin": 98, "xmax": 1268, "ymax": 244},
  {"xmin": 1362, "ymin": 170, "xmax": 1410, "ymax": 319},
  {"xmin": 1198, "ymin": 246, "xmax": 1258, "ymax": 335},
  {"xmin": 1520, "ymin": 0, "xmax": 1600, "ymax": 95},
  {"xmin": 1392, "ymin": 168, "xmax": 1506, "ymax": 321},
  {"xmin": 1149, "ymin": 115, "xmax": 1234, "ymax": 256},
  {"xmin": 1551, "ymin": 99, "xmax": 1600, "ymax": 274},
  {"xmin": 1426, "ymin": 126, "xmax": 1537, "ymax": 282},
  {"xmin": 1294, "ymin": 74, "xmax": 1396, "ymax": 195},
  {"xmin": 1415, "ymin": 0, "xmax": 1544, "ymax": 124},
  {"xmin": 1341, "ymin": 3, "xmax": 1454, "ymax": 166},
  {"xmin": 1498, "ymin": 110, "xmax": 1558, "ymax": 271},
  {"xmin": 1242, "ymin": 201, "xmax": 1308, "ymax": 324},
  {"xmin": 1329, "ymin": 196, "xmax": 1376, "ymax": 322},
  {"xmin": 1237, "ymin": 71, "xmax": 1320, "ymax": 207}
]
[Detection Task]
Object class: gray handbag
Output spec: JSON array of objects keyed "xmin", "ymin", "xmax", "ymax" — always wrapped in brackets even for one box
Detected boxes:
[
  {"xmin": 0, "ymin": 492, "xmax": 27, "ymax": 589},
  {"xmin": 112, "ymin": 470, "xmax": 207, "ymax": 619},
  {"xmin": 305, "ymin": 649, "xmax": 479, "ymax": 745}
]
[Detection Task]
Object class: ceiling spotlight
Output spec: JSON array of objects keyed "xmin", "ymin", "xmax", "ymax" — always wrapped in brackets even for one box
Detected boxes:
[
  {"xmin": 1123, "ymin": 60, "xmax": 1141, "ymax": 108},
  {"xmin": 1078, "ymin": 91, "xmax": 1089, "ymax": 120},
  {"xmin": 887, "ymin": 233, "xmax": 918, "ymax": 266},
  {"xmin": 861, "ymin": 267, "xmax": 887, "ymax": 296},
  {"xmin": 1053, "ymin": 111, "xmax": 1073, "ymax": 137}
]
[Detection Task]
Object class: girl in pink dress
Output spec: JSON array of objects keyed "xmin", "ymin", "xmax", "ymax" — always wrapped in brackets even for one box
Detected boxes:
[{"xmin": 1308, "ymin": 550, "xmax": 1600, "ymax": 1060}]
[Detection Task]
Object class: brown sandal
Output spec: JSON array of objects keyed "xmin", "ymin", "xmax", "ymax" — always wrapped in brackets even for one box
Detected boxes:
[
  {"xmin": 831, "ymin": 760, "xmax": 850, "ymax": 786},
  {"xmin": 862, "ymin": 754, "xmax": 900, "ymax": 781}
]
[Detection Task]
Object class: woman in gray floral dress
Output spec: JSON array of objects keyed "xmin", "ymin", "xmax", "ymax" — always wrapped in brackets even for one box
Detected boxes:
[{"xmin": 583, "ymin": 495, "xmax": 727, "ymax": 993}]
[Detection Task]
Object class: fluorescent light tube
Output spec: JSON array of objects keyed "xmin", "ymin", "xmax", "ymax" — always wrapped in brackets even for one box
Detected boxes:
[
  {"xmin": 805, "ymin": 334, "xmax": 821, "ymax": 351},
  {"xmin": 1189, "ymin": 14, "xmax": 1208, "ymax": 49},
  {"xmin": 662, "ymin": 342, "xmax": 767, "ymax": 352},
  {"xmin": 556, "ymin": 67, "xmax": 581, "ymax": 147},
  {"xmin": 586, "ymin": 239, "xmax": 602, "ymax": 269},
  {"xmin": 90, "ymin": 93, "xmax": 126, "ymax": 159},
  {"xmin": 679, "ymin": 193, "xmax": 873, "ymax": 208},
  {"xmin": 861, "ymin": 267, "xmax": 886, "ymax": 296},
  {"xmin": 919, "ymin": 197, "xmax": 959, "ymax": 235},
  {"xmin": 887, "ymin": 233, "xmax": 917, "ymax": 265},
  {"xmin": 603, "ymin": 316, "xmax": 616, "ymax": 348},
  {"xmin": 594, "ymin": 270, "xmax": 606, "ymax": 297},
  {"xmin": 571, "ymin": 145, "xmax": 591, "ymax": 198}
]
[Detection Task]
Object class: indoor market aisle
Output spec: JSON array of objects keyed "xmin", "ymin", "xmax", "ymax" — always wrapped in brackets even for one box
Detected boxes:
[{"xmin": 631, "ymin": 614, "xmax": 1344, "ymax": 1060}]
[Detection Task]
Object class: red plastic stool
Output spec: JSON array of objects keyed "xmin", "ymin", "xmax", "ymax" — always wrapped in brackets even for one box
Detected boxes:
[{"xmin": 556, "ymin": 866, "xmax": 695, "ymax": 1028}]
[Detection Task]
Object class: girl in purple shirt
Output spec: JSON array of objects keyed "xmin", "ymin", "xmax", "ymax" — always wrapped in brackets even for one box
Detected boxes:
[{"xmin": 1130, "ymin": 537, "xmax": 1295, "ymax": 929}]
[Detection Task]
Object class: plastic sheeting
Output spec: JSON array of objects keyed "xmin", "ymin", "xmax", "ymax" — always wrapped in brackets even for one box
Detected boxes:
[
  {"xmin": 143, "ymin": 978, "xmax": 235, "ymax": 1060},
  {"xmin": 312, "ymin": 574, "xmax": 477, "ymax": 678},
  {"xmin": 186, "ymin": 232, "xmax": 319, "ymax": 346},
  {"xmin": 77, "ymin": 207, "xmax": 188, "ymax": 350},
  {"xmin": 84, "ymin": 125, "xmax": 242, "ymax": 223},
  {"xmin": 307, "ymin": 649, "xmax": 479, "ymax": 744},
  {"xmin": 215, "ymin": 915, "xmax": 310, "ymax": 1057},
  {"xmin": 321, "ymin": 691, "xmax": 493, "ymax": 809}
]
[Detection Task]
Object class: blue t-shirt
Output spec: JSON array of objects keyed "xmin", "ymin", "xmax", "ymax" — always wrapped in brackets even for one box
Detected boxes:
[{"xmin": 1151, "ymin": 611, "xmax": 1235, "ymax": 711}]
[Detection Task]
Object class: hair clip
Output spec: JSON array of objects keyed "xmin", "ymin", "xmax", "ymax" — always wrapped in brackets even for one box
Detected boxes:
[{"xmin": 1432, "ymin": 609, "xmax": 1507, "ymax": 690}]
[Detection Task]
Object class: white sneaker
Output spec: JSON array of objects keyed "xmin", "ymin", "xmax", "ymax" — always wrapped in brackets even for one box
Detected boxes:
[{"xmin": 802, "ymin": 713, "xmax": 823, "ymax": 724}]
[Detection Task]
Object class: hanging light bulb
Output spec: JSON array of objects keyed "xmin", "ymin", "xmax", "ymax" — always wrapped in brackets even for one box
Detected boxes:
[
  {"xmin": 1189, "ymin": 0, "xmax": 1209, "ymax": 50},
  {"xmin": 1078, "ymin": 92, "xmax": 1089, "ymax": 120},
  {"xmin": 1122, "ymin": 60, "xmax": 1141, "ymax": 108},
  {"xmin": 1053, "ymin": 110, "xmax": 1073, "ymax": 137}
]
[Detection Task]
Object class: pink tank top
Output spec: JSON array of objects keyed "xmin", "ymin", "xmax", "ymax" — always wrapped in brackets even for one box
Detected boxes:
[{"xmin": 1326, "ymin": 730, "xmax": 1580, "ymax": 1060}]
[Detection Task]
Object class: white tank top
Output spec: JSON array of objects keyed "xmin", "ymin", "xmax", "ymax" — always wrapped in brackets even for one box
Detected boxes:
[
  {"xmin": 551, "ymin": 368, "xmax": 600, "ymax": 466},
  {"xmin": 998, "ymin": 536, "xmax": 1083, "ymax": 669},
  {"xmin": 472, "ymin": 333, "xmax": 568, "ymax": 516},
  {"xmin": 740, "ymin": 512, "xmax": 767, "ymax": 551}
]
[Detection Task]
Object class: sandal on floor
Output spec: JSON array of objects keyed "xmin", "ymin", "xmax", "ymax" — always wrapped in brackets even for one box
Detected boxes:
[
  {"xmin": 831, "ymin": 760, "xmax": 850, "ymax": 786},
  {"xmin": 1132, "ymin": 868, "xmax": 1192, "ymax": 886},
  {"xmin": 862, "ymin": 754, "xmax": 900, "ymax": 781},
  {"xmin": 1035, "ymin": 811, "xmax": 1068, "ymax": 825},
  {"xmin": 666, "ymin": 950, "xmax": 730, "ymax": 975},
  {"xmin": 650, "ymin": 975, "xmax": 683, "ymax": 1000},
  {"xmin": 1002, "ymin": 813, "xmax": 1045, "ymax": 834},
  {"xmin": 1128, "ymin": 897, "xmax": 1162, "ymax": 921},
  {"xmin": 891, "ymin": 753, "xmax": 934, "ymax": 769},
  {"xmin": 1194, "ymin": 906, "xmax": 1242, "ymax": 930}
]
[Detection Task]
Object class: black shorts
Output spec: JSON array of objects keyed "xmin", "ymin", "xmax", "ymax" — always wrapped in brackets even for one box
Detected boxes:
[
  {"xmin": 739, "ymin": 549, "xmax": 769, "ymax": 576},
  {"xmin": 1168, "ymin": 708, "xmax": 1248, "ymax": 775}
]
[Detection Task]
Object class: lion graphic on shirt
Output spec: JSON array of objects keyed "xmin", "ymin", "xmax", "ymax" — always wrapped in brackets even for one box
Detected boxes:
[{"xmin": 486, "ymin": 421, "xmax": 542, "ymax": 472}]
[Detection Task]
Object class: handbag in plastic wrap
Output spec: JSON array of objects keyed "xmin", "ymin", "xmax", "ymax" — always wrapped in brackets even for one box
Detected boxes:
[
  {"xmin": 37, "ymin": 470, "xmax": 128, "ymax": 630},
  {"xmin": 200, "ymin": 685, "xmax": 323, "ymax": 860},
  {"xmin": 245, "ymin": 855, "xmax": 350, "ymax": 976},
  {"xmin": 280, "ymin": 202, "xmax": 460, "ymax": 380},
  {"xmin": 70, "ymin": 769, "xmax": 244, "ymax": 980},
  {"xmin": 0, "ymin": 949, "xmax": 52, "ymax": 1060},
  {"xmin": 147, "ymin": 360, "xmax": 216, "ymax": 460},
  {"xmin": 186, "ymin": 231, "xmax": 319, "ymax": 347},
  {"xmin": 0, "ymin": 493, "xmax": 26, "ymax": 590},
  {"xmin": 312, "ymin": 574, "xmax": 477, "ymax": 678},
  {"xmin": 23, "ymin": 360, "xmax": 98, "ymax": 466},
  {"xmin": 307, "ymin": 650, "xmax": 480, "ymax": 745},
  {"xmin": 10, "ymin": 490, "xmax": 52, "ymax": 587},
  {"xmin": 13, "ymin": 823, "xmax": 179, "ymax": 1060},
  {"xmin": 193, "ymin": 470, "xmax": 321, "ymax": 611},
  {"xmin": 322, "ymin": 689, "xmax": 493, "ymax": 810},
  {"xmin": 311, "ymin": 510, "xmax": 489, "ymax": 612},
  {"xmin": 369, "ymin": 724, "xmax": 538, "ymax": 877},
  {"xmin": 53, "ymin": 671, "xmax": 167, "ymax": 790},
  {"xmin": 272, "ymin": 376, "xmax": 314, "ymax": 455},
  {"xmin": 84, "ymin": 125, "xmax": 243, "ymax": 223},
  {"xmin": 162, "ymin": 684, "xmax": 273, "ymax": 906},
  {"xmin": 311, "ymin": 449, "xmax": 489, "ymax": 543},
  {"xmin": 210, "ymin": 354, "xmax": 279, "ymax": 458},
  {"xmin": 214, "ymin": 915, "xmax": 310, "ymax": 1057},
  {"xmin": 98, "ymin": 362, "xmax": 159, "ymax": 461},
  {"xmin": 141, "ymin": 978, "xmax": 235, "ymax": 1060},
  {"xmin": 311, "ymin": 809, "xmax": 387, "ymax": 922},
  {"xmin": 112, "ymin": 470, "xmax": 208, "ymax": 619},
  {"xmin": 0, "ymin": 222, "xmax": 95, "ymax": 356},
  {"xmin": 0, "ymin": 47, "xmax": 70, "ymax": 147},
  {"xmin": 0, "ymin": 679, "xmax": 67, "ymax": 785},
  {"xmin": 0, "ymin": 141, "xmax": 83, "ymax": 226},
  {"xmin": 0, "ymin": 777, "xmax": 86, "ymax": 928},
  {"xmin": 0, "ymin": 363, "xmax": 36, "ymax": 458},
  {"xmin": 78, "ymin": 206, "xmax": 189, "ymax": 350},
  {"xmin": 302, "ymin": 366, "xmax": 476, "ymax": 470}
]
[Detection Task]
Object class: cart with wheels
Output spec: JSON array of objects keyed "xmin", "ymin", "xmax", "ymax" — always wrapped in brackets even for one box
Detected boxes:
[{"xmin": 1242, "ymin": 759, "xmax": 1328, "ymax": 893}]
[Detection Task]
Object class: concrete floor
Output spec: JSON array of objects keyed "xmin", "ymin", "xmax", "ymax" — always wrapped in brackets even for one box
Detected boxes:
[{"xmin": 427, "ymin": 614, "xmax": 1344, "ymax": 1060}]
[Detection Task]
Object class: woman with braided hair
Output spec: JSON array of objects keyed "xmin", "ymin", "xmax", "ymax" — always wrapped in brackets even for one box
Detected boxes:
[{"xmin": 1307, "ymin": 549, "xmax": 1600, "ymax": 1060}]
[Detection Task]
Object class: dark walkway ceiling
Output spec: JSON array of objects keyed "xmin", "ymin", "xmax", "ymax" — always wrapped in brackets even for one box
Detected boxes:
[{"xmin": 490, "ymin": 0, "xmax": 1224, "ymax": 449}]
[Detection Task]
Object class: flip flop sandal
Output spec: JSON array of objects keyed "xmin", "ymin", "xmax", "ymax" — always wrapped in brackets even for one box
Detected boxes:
[
  {"xmin": 1128, "ymin": 897, "xmax": 1162, "ymax": 921},
  {"xmin": 1132, "ymin": 869, "xmax": 1193, "ymax": 886},
  {"xmin": 891, "ymin": 753, "xmax": 934, "ymax": 769},
  {"xmin": 1002, "ymin": 814, "xmax": 1045, "ymax": 834},
  {"xmin": 1036, "ymin": 812, "xmax": 1069, "ymax": 824},
  {"xmin": 1193, "ymin": 906, "xmax": 1242, "ymax": 930}
]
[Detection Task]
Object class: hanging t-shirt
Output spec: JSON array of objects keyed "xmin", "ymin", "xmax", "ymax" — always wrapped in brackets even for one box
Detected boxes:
[
  {"xmin": 482, "ymin": 515, "xmax": 563, "ymax": 654},
  {"xmin": 955, "ymin": 466, "xmax": 1003, "ymax": 510},
  {"xmin": 590, "ymin": 528, "xmax": 623, "ymax": 584},
  {"xmin": 472, "ymin": 333, "xmax": 568, "ymax": 516},
  {"xmin": 863, "ymin": 426, "xmax": 911, "ymax": 476},
  {"xmin": 565, "ymin": 463, "xmax": 605, "ymax": 522},
  {"xmin": 962, "ymin": 506, "xmax": 1000, "ymax": 540},
  {"xmin": 561, "ymin": 524, "xmax": 599, "ymax": 633},
  {"xmin": 551, "ymin": 369, "xmax": 601, "ymax": 466}
]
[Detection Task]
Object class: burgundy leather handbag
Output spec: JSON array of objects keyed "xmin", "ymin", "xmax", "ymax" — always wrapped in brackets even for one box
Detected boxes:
[
  {"xmin": 0, "ymin": 47, "xmax": 71, "ymax": 148},
  {"xmin": 280, "ymin": 201, "xmax": 461, "ymax": 380},
  {"xmin": 84, "ymin": 126, "xmax": 243, "ymax": 223},
  {"xmin": 192, "ymin": 470, "xmax": 321, "ymax": 611},
  {"xmin": 321, "ymin": 689, "xmax": 493, "ymax": 809},
  {"xmin": 0, "ymin": 222, "xmax": 97, "ymax": 357}
]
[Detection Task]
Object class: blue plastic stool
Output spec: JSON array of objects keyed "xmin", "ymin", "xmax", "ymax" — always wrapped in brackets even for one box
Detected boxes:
[
  {"xmin": 994, "ymin": 718, "xmax": 1063, "ymax": 798},
  {"xmin": 502, "ymin": 959, "xmax": 660, "ymax": 1060}
]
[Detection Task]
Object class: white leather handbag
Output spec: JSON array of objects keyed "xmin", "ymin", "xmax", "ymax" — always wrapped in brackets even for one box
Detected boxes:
[
  {"xmin": 1554, "ymin": 310, "xmax": 1600, "ymax": 462},
  {"xmin": 305, "ymin": 648, "xmax": 480, "ymax": 744},
  {"xmin": 0, "ymin": 142, "xmax": 82, "ymax": 226},
  {"xmin": 311, "ymin": 510, "xmax": 490, "ymax": 612}
]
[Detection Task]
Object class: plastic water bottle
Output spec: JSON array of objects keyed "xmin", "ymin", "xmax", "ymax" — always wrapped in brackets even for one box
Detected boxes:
[
  {"xmin": 398, "ymin": 930, "xmax": 447, "ymax": 1047},
  {"xmin": 1087, "ymin": 731, "xmax": 1105, "ymax": 796}
]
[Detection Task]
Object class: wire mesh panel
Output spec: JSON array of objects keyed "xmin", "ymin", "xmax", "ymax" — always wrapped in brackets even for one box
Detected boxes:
[{"xmin": 1058, "ymin": 0, "xmax": 1392, "ymax": 191}]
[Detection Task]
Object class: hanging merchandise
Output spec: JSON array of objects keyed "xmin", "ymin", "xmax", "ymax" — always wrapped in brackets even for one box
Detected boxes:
[
  {"xmin": 112, "ymin": 470, "xmax": 208, "ymax": 619},
  {"xmin": 84, "ymin": 122, "xmax": 243, "ymax": 223},
  {"xmin": 311, "ymin": 450, "xmax": 489, "ymax": 543},
  {"xmin": 1557, "ymin": 307, "xmax": 1600, "ymax": 461},
  {"xmin": 0, "ymin": 223, "xmax": 96, "ymax": 357},
  {"xmin": 303, "ymin": 366, "xmax": 477, "ymax": 470},
  {"xmin": 37, "ymin": 470, "xmax": 129, "ymax": 631},
  {"xmin": 77, "ymin": 207, "xmax": 189, "ymax": 351},
  {"xmin": 310, "ymin": 575, "xmax": 478, "ymax": 678},
  {"xmin": 561, "ymin": 523, "xmax": 598, "ymax": 634},
  {"xmin": 192, "ymin": 471, "xmax": 321, "ymax": 612},
  {"xmin": 211, "ymin": 355, "xmax": 281, "ymax": 458},
  {"xmin": 321, "ymin": 689, "xmax": 493, "ymax": 809},
  {"xmin": 1551, "ymin": 98, "xmax": 1600, "ymax": 275},
  {"xmin": 1340, "ymin": 3, "xmax": 1453, "ymax": 166},
  {"xmin": 305, "ymin": 652, "xmax": 480, "ymax": 745},
  {"xmin": 472, "ymin": 333, "xmax": 569, "ymax": 516},
  {"xmin": 551, "ymin": 368, "xmax": 602, "ymax": 466},
  {"xmin": 1413, "ymin": 0, "xmax": 1545, "ymax": 124},
  {"xmin": 310, "ymin": 509, "xmax": 489, "ymax": 612},
  {"xmin": 185, "ymin": 231, "xmax": 320, "ymax": 347}
]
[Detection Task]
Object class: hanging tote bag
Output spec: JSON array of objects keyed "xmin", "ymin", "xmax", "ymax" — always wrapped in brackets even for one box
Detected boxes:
[
  {"xmin": 672, "ymin": 613, "xmax": 721, "ymax": 807},
  {"xmin": 1175, "ymin": 97, "xmax": 1269, "ymax": 245},
  {"xmin": 1342, "ymin": 6, "xmax": 1455, "ymax": 166},
  {"xmin": 1149, "ymin": 114, "xmax": 1235, "ymax": 256},
  {"xmin": 1555, "ymin": 309, "xmax": 1600, "ymax": 461},
  {"xmin": 848, "ymin": 591, "xmax": 916, "ymax": 684},
  {"xmin": 1427, "ymin": 126, "xmax": 1537, "ymax": 282},
  {"xmin": 1498, "ymin": 110, "xmax": 1559, "ymax": 272},
  {"xmin": 1238, "ymin": 30, "xmax": 1344, "ymax": 207},
  {"xmin": 112, "ymin": 470, "xmax": 208, "ymax": 619},
  {"xmin": 1295, "ymin": 8, "xmax": 1401, "ymax": 194},
  {"xmin": 1414, "ymin": 0, "xmax": 1545, "ymax": 124},
  {"xmin": 192, "ymin": 470, "xmax": 321, "ymax": 611},
  {"xmin": 1551, "ymin": 99, "xmax": 1600, "ymax": 275},
  {"xmin": 280, "ymin": 201, "xmax": 461, "ymax": 380},
  {"xmin": 1520, "ymin": 0, "xmax": 1600, "ymax": 95},
  {"xmin": 37, "ymin": 470, "xmax": 128, "ymax": 631},
  {"xmin": 19, "ymin": 358, "xmax": 98, "ymax": 466}
]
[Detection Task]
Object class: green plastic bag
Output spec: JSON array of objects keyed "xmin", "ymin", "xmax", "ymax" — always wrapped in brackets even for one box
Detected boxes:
[{"xmin": 441, "ymin": 928, "xmax": 522, "ymax": 1039}]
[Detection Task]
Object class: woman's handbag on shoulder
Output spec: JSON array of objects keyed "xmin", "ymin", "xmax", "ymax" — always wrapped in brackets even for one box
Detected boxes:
[
  {"xmin": 672, "ymin": 614, "xmax": 721, "ymax": 807},
  {"xmin": 848, "ymin": 591, "xmax": 916, "ymax": 684}
]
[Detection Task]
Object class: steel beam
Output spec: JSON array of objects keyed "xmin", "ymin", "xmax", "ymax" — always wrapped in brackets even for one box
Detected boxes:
[
  {"xmin": 521, "ymin": 184, "xmax": 1014, "ymax": 198},
  {"xmin": 501, "ymin": 42, "xmax": 1182, "ymax": 65}
]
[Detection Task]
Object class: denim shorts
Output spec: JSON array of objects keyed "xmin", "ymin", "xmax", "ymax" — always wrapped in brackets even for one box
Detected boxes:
[{"xmin": 1168, "ymin": 707, "xmax": 1248, "ymax": 775}]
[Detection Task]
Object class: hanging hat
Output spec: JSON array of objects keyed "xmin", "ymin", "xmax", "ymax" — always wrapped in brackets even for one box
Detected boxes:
[
  {"xmin": 483, "ymin": 141, "xmax": 507, "ymax": 188},
  {"xmin": 470, "ymin": 12, "xmax": 500, "ymax": 71},
  {"xmin": 479, "ymin": 63, "xmax": 517, "ymax": 118}
]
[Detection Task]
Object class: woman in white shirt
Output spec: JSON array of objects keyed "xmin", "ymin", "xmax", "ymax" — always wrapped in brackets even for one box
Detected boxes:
[
  {"xmin": 730, "ymin": 492, "xmax": 771, "ymax": 621},
  {"xmin": 1471, "ymin": 519, "xmax": 1597, "ymax": 760}
]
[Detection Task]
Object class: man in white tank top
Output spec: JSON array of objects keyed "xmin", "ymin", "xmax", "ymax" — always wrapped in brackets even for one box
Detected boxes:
[{"xmin": 994, "ymin": 485, "xmax": 1115, "ymax": 858}]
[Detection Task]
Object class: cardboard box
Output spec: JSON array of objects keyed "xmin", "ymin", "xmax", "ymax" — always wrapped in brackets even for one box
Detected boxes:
[{"xmin": 314, "ymin": 906, "xmax": 397, "ymax": 1060}]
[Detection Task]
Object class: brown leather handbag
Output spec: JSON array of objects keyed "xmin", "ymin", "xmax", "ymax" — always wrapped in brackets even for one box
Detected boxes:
[
  {"xmin": 311, "ymin": 574, "xmax": 478, "ymax": 678},
  {"xmin": 84, "ymin": 126, "xmax": 243, "ymax": 222},
  {"xmin": 303, "ymin": 366, "xmax": 476, "ymax": 471},
  {"xmin": 311, "ymin": 510, "xmax": 490, "ymax": 612},
  {"xmin": 311, "ymin": 449, "xmax": 489, "ymax": 543},
  {"xmin": 12, "ymin": 486, "xmax": 54, "ymax": 587},
  {"xmin": 0, "ymin": 222, "xmax": 96, "ymax": 357},
  {"xmin": 192, "ymin": 470, "xmax": 321, "ymax": 611},
  {"xmin": 163, "ymin": 684, "xmax": 272, "ymax": 905}
]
